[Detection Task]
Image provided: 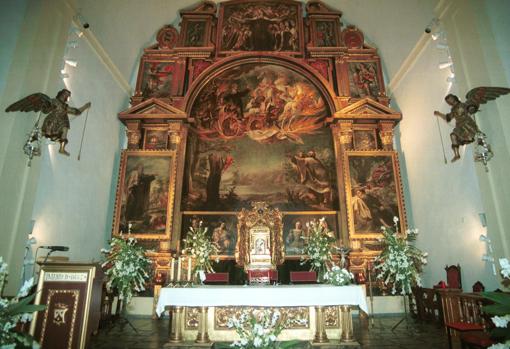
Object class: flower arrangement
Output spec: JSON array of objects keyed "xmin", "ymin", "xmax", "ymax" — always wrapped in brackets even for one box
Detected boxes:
[
  {"xmin": 1, "ymin": 257, "xmax": 45, "ymax": 348},
  {"xmin": 223, "ymin": 309, "xmax": 304, "ymax": 349},
  {"xmin": 101, "ymin": 236, "xmax": 151, "ymax": 303},
  {"xmin": 374, "ymin": 217, "xmax": 428, "ymax": 295},
  {"xmin": 300, "ymin": 218, "xmax": 336, "ymax": 281},
  {"xmin": 323, "ymin": 265, "xmax": 354, "ymax": 286},
  {"xmin": 182, "ymin": 221, "xmax": 218, "ymax": 277},
  {"xmin": 483, "ymin": 258, "xmax": 510, "ymax": 349}
]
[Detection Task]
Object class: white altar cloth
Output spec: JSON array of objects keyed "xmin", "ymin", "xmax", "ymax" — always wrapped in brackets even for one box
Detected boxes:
[{"xmin": 156, "ymin": 284, "xmax": 368, "ymax": 316}]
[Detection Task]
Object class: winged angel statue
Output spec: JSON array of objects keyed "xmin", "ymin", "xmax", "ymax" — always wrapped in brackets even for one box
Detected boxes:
[
  {"xmin": 434, "ymin": 87, "xmax": 510, "ymax": 163},
  {"xmin": 5, "ymin": 89, "xmax": 91, "ymax": 158}
]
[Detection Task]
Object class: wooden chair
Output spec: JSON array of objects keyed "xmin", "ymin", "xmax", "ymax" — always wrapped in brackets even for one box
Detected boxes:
[
  {"xmin": 446, "ymin": 264, "xmax": 462, "ymax": 290},
  {"xmin": 460, "ymin": 331, "xmax": 496, "ymax": 349},
  {"xmin": 438, "ymin": 290, "xmax": 489, "ymax": 349},
  {"xmin": 472, "ymin": 281, "xmax": 485, "ymax": 293}
]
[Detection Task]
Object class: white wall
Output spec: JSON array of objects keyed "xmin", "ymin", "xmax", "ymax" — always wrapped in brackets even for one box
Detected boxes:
[
  {"xmin": 30, "ymin": 27, "xmax": 127, "ymax": 265},
  {"xmin": 392, "ymin": 38, "xmax": 499, "ymax": 290}
]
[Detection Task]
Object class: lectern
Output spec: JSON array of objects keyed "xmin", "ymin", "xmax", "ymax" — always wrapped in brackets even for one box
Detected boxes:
[{"xmin": 30, "ymin": 262, "xmax": 104, "ymax": 349}]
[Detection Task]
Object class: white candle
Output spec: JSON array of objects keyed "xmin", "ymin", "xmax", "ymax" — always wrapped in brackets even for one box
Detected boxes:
[
  {"xmin": 177, "ymin": 257, "xmax": 182, "ymax": 282},
  {"xmin": 187, "ymin": 256, "xmax": 192, "ymax": 281},
  {"xmin": 170, "ymin": 257, "xmax": 175, "ymax": 282}
]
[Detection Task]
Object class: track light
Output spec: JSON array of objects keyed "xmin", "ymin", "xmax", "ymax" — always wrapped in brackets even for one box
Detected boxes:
[
  {"xmin": 446, "ymin": 74, "xmax": 455, "ymax": 83},
  {"xmin": 436, "ymin": 43, "xmax": 449, "ymax": 50},
  {"xmin": 479, "ymin": 234, "xmax": 490, "ymax": 243}
]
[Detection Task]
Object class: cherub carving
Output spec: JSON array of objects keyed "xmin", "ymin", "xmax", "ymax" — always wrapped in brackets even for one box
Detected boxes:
[
  {"xmin": 5, "ymin": 89, "xmax": 91, "ymax": 156},
  {"xmin": 434, "ymin": 87, "xmax": 510, "ymax": 162}
]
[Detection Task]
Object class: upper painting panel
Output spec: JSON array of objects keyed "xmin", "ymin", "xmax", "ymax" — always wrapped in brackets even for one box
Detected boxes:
[{"xmin": 217, "ymin": 0, "xmax": 304, "ymax": 55}]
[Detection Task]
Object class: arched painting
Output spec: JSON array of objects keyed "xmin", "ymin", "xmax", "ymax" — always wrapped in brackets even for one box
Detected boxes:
[{"xmin": 184, "ymin": 63, "xmax": 337, "ymax": 211}]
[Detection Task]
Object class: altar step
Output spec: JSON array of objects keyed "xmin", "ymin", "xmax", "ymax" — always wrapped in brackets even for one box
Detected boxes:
[{"xmin": 126, "ymin": 296, "xmax": 407, "ymax": 316}]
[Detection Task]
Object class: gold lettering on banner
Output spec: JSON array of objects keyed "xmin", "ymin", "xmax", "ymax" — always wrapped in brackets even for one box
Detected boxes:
[
  {"xmin": 53, "ymin": 303, "xmax": 69, "ymax": 325},
  {"xmin": 44, "ymin": 272, "xmax": 88, "ymax": 282}
]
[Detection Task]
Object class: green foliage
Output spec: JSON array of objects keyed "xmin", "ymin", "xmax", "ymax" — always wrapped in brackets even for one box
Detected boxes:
[
  {"xmin": 300, "ymin": 218, "xmax": 336, "ymax": 280},
  {"xmin": 374, "ymin": 219, "xmax": 427, "ymax": 295},
  {"xmin": 183, "ymin": 222, "xmax": 218, "ymax": 276},
  {"xmin": 101, "ymin": 237, "xmax": 151, "ymax": 303}
]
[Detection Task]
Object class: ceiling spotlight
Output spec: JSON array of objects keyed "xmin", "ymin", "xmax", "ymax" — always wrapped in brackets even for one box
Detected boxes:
[
  {"xmin": 482, "ymin": 254, "xmax": 494, "ymax": 262},
  {"xmin": 436, "ymin": 43, "xmax": 449, "ymax": 50},
  {"xmin": 446, "ymin": 74, "xmax": 455, "ymax": 83},
  {"xmin": 438, "ymin": 61, "xmax": 453, "ymax": 69},
  {"xmin": 479, "ymin": 234, "xmax": 490, "ymax": 243},
  {"xmin": 431, "ymin": 31, "xmax": 444, "ymax": 41},
  {"xmin": 65, "ymin": 59, "xmax": 78, "ymax": 67},
  {"xmin": 67, "ymin": 40, "xmax": 78, "ymax": 49}
]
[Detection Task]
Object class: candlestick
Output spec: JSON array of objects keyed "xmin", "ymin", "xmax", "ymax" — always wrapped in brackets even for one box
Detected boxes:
[
  {"xmin": 177, "ymin": 257, "xmax": 182, "ymax": 282},
  {"xmin": 187, "ymin": 256, "xmax": 192, "ymax": 281},
  {"xmin": 170, "ymin": 257, "xmax": 175, "ymax": 282}
]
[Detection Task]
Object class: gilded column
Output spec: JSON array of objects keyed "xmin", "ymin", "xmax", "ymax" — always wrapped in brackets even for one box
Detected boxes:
[
  {"xmin": 169, "ymin": 306, "xmax": 184, "ymax": 343},
  {"xmin": 195, "ymin": 306, "xmax": 210, "ymax": 343},
  {"xmin": 340, "ymin": 305, "xmax": 354, "ymax": 342},
  {"xmin": 313, "ymin": 306, "xmax": 329, "ymax": 343},
  {"xmin": 378, "ymin": 121, "xmax": 394, "ymax": 150},
  {"xmin": 125, "ymin": 121, "xmax": 141, "ymax": 149}
]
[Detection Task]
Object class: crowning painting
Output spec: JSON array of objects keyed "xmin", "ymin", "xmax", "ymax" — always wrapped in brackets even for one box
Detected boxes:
[
  {"xmin": 344, "ymin": 151, "xmax": 406, "ymax": 239},
  {"xmin": 113, "ymin": 150, "xmax": 177, "ymax": 240},
  {"xmin": 219, "ymin": 1, "xmax": 302, "ymax": 53},
  {"xmin": 185, "ymin": 63, "xmax": 334, "ymax": 212}
]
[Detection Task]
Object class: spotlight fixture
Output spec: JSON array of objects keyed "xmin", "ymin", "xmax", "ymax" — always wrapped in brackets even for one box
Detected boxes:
[
  {"xmin": 438, "ymin": 61, "xmax": 453, "ymax": 69},
  {"xmin": 479, "ymin": 234, "xmax": 490, "ymax": 243},
  {"xmin": 482, "ymin": 254, "xmax": 494, "ymax": 263},
  {"xmin": 446, "ymin": 74, "xmax": 455, "ymax": 83},
  {"xmin": 67, "ymin": 40, "xmax": 78, "ymax": 49},
  {"xmin": 436, "ymin": 43, "xmax": 449, "ymax": 50},
  {"xmin": 424, "ymin": 18, "xmax": 440, "ymax": 34},
  {"xmin": 65, "ymin": 59, "xmax": 78, "ymax": 67}
]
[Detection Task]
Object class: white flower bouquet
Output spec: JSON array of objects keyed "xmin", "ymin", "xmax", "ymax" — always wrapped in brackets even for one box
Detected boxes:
[
  {"xmin": 300, "ymin": 218, "xmax": 336, "ymax": 281},
  {"xmin": 183, "ymin": 222, "xmax": 218, "ymax": 277},
  {"xmin": 323, "ymin": 265, "xmax": 354, "ymax": 286},
  {"xmin": 484, "ymin": 258, "xmax": 510, "ymax": 349},
  {"xmin": 0, "ymin": 257, "xmax": 45, "ymax": 348},
  {"xmin": 101, "ymin": 237, "xmax": 151, "ymax": 303},
  {"xmin": 219, "ymin": 309, "xmax": 303, "ymax": 349},
  {"xmin": 374, "ymin": 218, "xmax": 427, "ymax": 295}
]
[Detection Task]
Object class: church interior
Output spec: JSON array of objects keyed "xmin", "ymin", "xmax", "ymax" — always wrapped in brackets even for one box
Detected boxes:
[{"xmin": 1, "ymin": 0, "xmax": 509, "ymax": 348}]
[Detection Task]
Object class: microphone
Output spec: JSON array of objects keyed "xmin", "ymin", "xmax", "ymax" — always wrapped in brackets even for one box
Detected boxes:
[{"xmin": 40, "ymin": 246, "xmax": 70, "ymax": 251}]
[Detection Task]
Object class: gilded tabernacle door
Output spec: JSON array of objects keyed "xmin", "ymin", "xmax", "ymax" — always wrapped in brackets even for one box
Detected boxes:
[{"xmin": 235, "ymin": 202, "xmax": 284, "ymax": 270}]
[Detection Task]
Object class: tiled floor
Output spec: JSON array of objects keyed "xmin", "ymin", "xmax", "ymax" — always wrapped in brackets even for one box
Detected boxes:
[{"xmin": 90, "ymin": 315, "xmax": 450, "ymax": 349}]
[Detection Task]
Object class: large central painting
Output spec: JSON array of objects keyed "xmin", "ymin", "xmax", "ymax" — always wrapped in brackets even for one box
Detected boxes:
[{"xmin": 184, "ymin": 63, "xmax": 335, "ymax": 211}]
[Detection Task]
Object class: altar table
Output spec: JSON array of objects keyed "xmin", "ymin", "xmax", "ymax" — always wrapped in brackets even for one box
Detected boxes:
[{"xmin": 156, "ymin": 284, "xmax": 367, "ymax": 345}]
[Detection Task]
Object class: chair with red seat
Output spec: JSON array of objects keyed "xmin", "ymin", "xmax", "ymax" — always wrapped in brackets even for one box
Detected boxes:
[
  {"xmin": 460, "ymin": 331, "xmax": 496, "ymax": 349},
  {"xmin": 438, "ymin": 290, "xmax": 489, "ymax": 349}
]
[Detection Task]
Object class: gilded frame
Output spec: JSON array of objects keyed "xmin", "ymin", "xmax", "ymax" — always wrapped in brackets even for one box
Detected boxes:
[
  {"xmin": 112, "ymin": 150, "xmax": 177, "ymax": 240},
  {"xmin": 335, "ymin": 55, "xmax": 385, "ymax": 100},
  {"xmin": 352, "ymin": 126, "xmax": 378, "ymax": 150},
  {"xmin": 343, "ymin": 150, "xmax": 406, "ymax": 240},
  {"xmin": 142, "ymin": 126, "xmax": 169, "ymax": 150}
]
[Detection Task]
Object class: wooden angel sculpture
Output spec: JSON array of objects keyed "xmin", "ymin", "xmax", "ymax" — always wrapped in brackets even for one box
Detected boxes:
[
  {"xmin": 434, "ymin": 87, "xmax": 510, "ymax": 162},
  {"xmin": 5, "ymin": 89, "xmax": 91, "ymax": 156}
]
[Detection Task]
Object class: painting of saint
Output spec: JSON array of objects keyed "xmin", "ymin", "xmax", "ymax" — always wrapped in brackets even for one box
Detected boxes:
[
  {"xmin": 144, "ymin": 130, "xmax": 168, "ymax": 150},
  {"xmin": 182, "ymin": 215, "xmax": 237, "ymax": 257},
  {"xmin": 315, "ymin": 21, "xmax": 337, "ymax": 47},
  {"xmin": 115, "ymin": 151, "xmax": 175, "ymax": 238},
  {"xmin": 185, "ymin": 21, "xmax": 206, "ymax": 47},
  {"xmin": 140, "ymin": 62, "xmax": 174, "ymax": 99},
  {"xmin": 182, "ymin": 130, "xmax": 337, "ymax": 211},
  {"xmin": 220, "ymin": 2, "xmax": 301, "ymax": 52},
  {"xmin": 348, "ymin": 62, "xmax": 380, "ymax": 99},
  {"xmin": 283, "ymin": 214, "xmax": 338, "ymax": 257},
  {"xmin": 353, "ymin": 130, "xmax": 377, "ymax": 150},
  {"xmin": 191, "ymin": 63, "xmax": 328, "ymax": 143},
  {"xmin": 345, "ymin": 152, "xmax": 404, "ymax": 236}
]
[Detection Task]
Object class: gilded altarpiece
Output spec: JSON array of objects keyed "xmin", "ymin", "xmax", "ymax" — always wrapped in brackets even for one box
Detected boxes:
[{"xmin": 115, "ymin": 0, "xmax": 406, "ymax": 295}]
